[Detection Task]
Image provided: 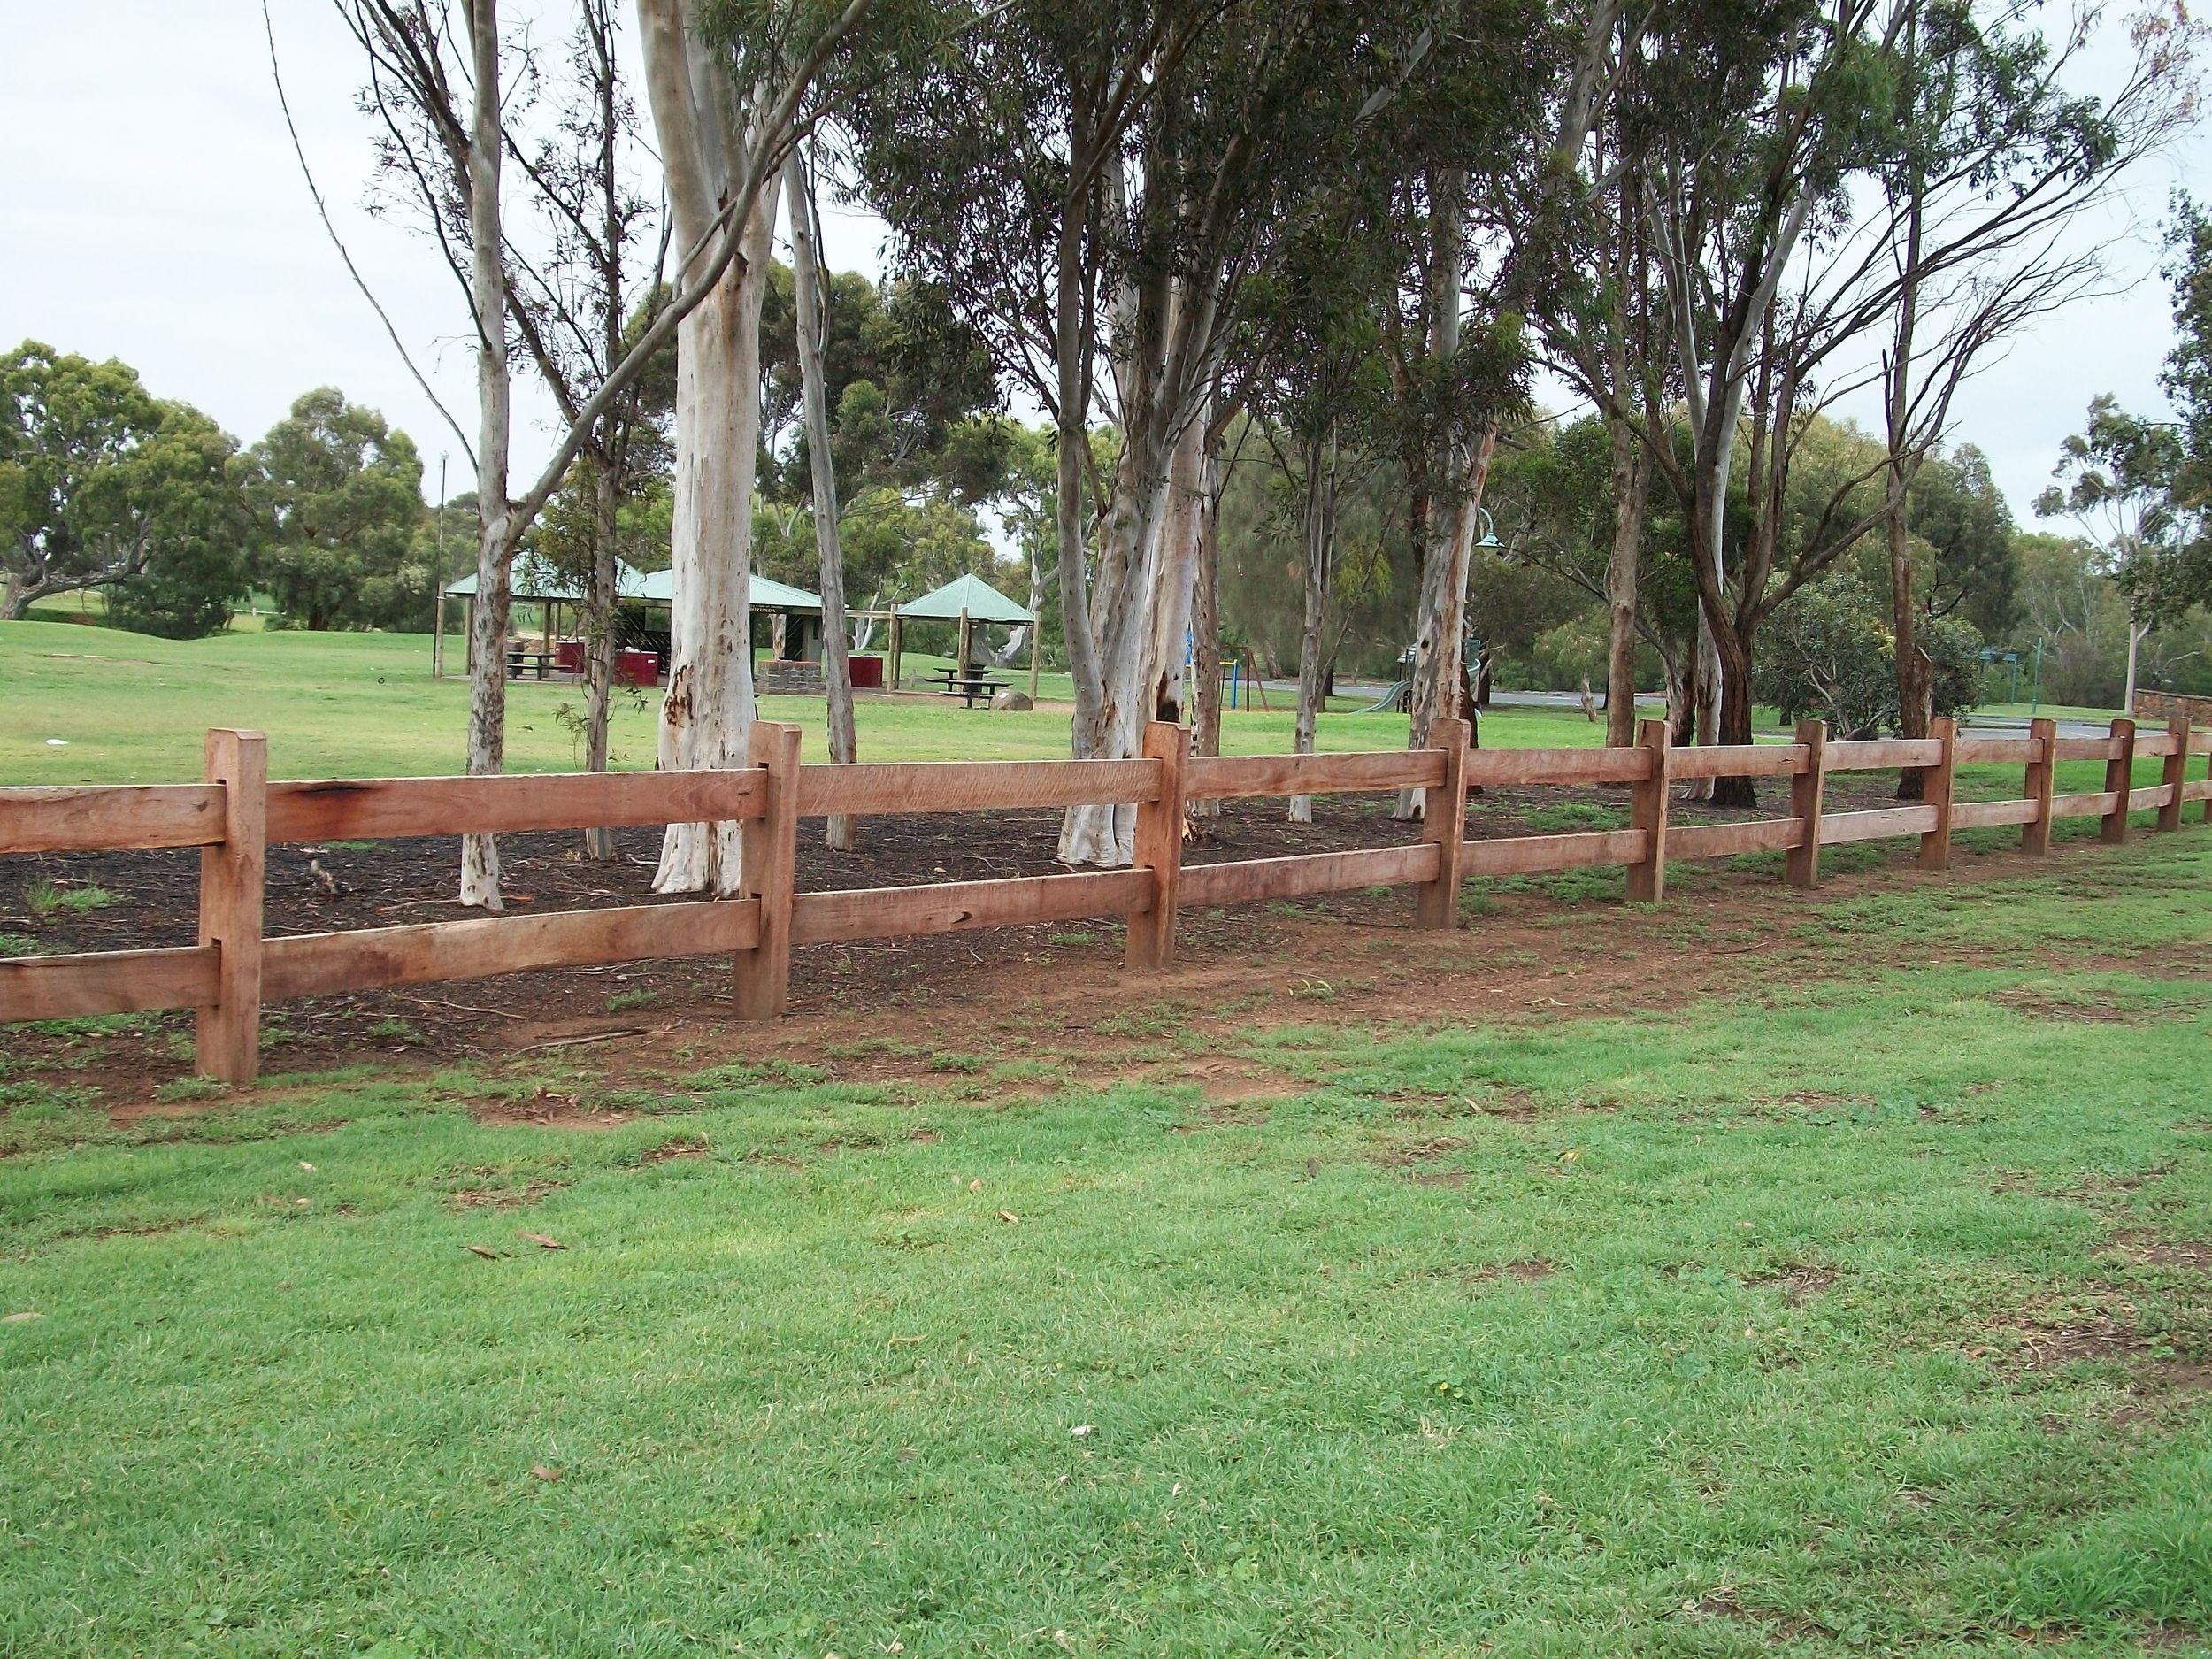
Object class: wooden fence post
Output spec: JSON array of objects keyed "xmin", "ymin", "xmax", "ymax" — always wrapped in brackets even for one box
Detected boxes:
[
  {"xmin": 2101, "ymin": 718, "xmax": 2137, "ymax": 844},
  {"xmin": 2023, "ymin": 716, "xmax": 2057, "ymax": 856},
  {"xmin": 196, "ymin": 728, "xmax": 266, "ymax": 1083},
  {"xmin": 733, "ymin": 720, "xmax": 801, "ymax": 1020},
  {"xmin": 1126, "ymin": 720, "xmax": 1187, "ymax": 969},
  {"xmin": 1918, "ymin": 716, "xmax": 1957, "ymax": 871},
  {"xmin": 1786, "ymin": 719, "xmax": 1827, "ymax": 888},
  {"xmin": 1415, "ymin": 717, "xmax": 1470, "ymax": 928},
  {"xmin": 1625, "ymin": 718, "xmax": 1671, "ymax": 903},
  {"xmin": 2158, "ymin": 716, "xmax": 2191, "ymax": 833}
]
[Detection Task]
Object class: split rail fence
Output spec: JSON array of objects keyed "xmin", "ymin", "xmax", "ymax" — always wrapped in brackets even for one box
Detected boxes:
[{"xmin": 3, "ymin": 714, "xmax": 2208, "ymax": 1083}]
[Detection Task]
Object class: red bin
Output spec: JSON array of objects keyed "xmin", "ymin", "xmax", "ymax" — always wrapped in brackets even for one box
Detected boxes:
[
  {"xmin": 615, "ymin": 648, "xmax": 658, "ymax": 687},
  {"xmin": 848, "ymin": 653, "xmax": 883, "ymax": 689}
]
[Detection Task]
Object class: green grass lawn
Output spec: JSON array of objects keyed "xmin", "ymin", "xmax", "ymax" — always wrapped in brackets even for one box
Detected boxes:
[
  {"xmin": 1, "ymin": 621, "xmax": 1634, "ymax": 786},
  {"xmin": 6, "ymin": 619, "xmax": 2181, "ymax": 818},
  {"xmin": 4, "ymin": 828, "xmax": 2211, "ymax": 1653}
]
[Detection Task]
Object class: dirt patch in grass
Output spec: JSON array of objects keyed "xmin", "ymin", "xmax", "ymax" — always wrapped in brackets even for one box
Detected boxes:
[
  {"xmin": 638, "ymin": 1137, "xmax": 710, "ymax": 1165},
  {"xmin": 1468, "ymin": 1259, "xmax": 1557, "ymax": 1285},
  {"xmin": 1743, "ymin": 1265, "xmax": 1839, "ymax": 1306},
  {"xmin": 472, "ymin": 1090, "xmax": 639, "ymax": 1131},
  {"xmin": 449, "ymin": 1179, "xmax": 565, "ymax": 1210},
  {"xmin": 2101, "ymin": 1231, "xmax": 2212, "ymax": 1274}
]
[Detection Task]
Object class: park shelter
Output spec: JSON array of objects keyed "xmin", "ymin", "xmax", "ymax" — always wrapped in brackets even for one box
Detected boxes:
[
  {"xmin": 437, "ymin": 554, "xmax": 649, "ymax": 677},
  {"xmin": 887, "ymin": 572, "xmax": 1036, "ymax": 691},
  {"xmin": 436, "ymin": 559, "xmax": 828, "ymax": 680}
]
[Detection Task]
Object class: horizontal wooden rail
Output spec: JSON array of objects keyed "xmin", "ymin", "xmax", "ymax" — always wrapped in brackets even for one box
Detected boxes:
[
  {"xmin": 1462, "ymin": 828, "xmax": 1647, "ymax": 876},
  {"xmin": 794, "ymin": 758, "xmax": 1158, "ymax": 818},
  {"xmin": 0, "ymin": 784, "xmax": 227, "ymax": 855},
  {"xmin": 1952, "ymin": 797, "xmax": 2041, "ymax": 829},
  {"xmin": 2130, "ymin": 785, "xmax": 2176, "ymax": 812},
  {"xmin": 1667, "ymin": 744, "xmax": 1807, "ymax": 780},
  {"xmin": 1954, "ymin": 735, "xmax": 2038, "ymax": 764},
  {"xmin": 1180, "ymin": 843, "xmax": 1440, "ymax": 908},
  {"xmin": 790, "ymin": 870, "xmax": 1150, "ymax": 943},
  {"xmin": 265, "ymin": 769, "xmax": 765, "ymax": 843},
  {"xmin": 0, "ymin": 944, "xmax": 219, "ymax": 1021},
  {"xmin": 2187, "ymin": 779, "xmax": 2212, "ymax": 803},
  {"xmin": 1666, "ymin": 818, "xmax": 1805, "ymax": 859},
  {"xmin": 2051, "ymin": 791, "xmax": 2119, "ymax": 820},
  {"xmin": 2052, "ymin": 735, "xmax": 2121, "ymax": 761},
  {"xmin": 1819, "ymin": 804, "xmax": 1939, "ymax": 845},
  {"xmin": 1187, "ymin": 749, "xmax": 1441, "ymax": 801},
  {"xmin": 1825, "ymin": 738, "xmax": 1944, "ymax": 771},
  {"xmin": 1463, "ymin": 747, "xmax": 1651, "ymax": 787},
  {"xmin": 2137, "ymin": 733, "xmax": 2181, "ymax": 759},
  {"xmin": 263, "ymin": 898, "xmax": 763, "ymax": 998}
]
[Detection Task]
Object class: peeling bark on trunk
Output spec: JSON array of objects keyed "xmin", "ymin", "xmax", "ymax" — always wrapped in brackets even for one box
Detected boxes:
[
  {"xmin": 640, "ymin": 0, "xmax": 779, "ymax": 895},
  {"xmin": 1290, "ymin": 435, "xmax": 1337, "ymax": 824},
  {"xmin": 787, "ymin": 147, "xmax": 858, "ymax": 852},
  {"xmin": 581, "ymin": 458, "xmax": 619, "ymax": 861},
  {"xmin": 1603, "ymin": 411, "xmax": 1647, "ymax": 749},
  {"xmin": 1397, "ymin": 178, "xmax": 1490, "ymax": 820},
  {"xmin": 652, "ymin": 200, "xmax": 775, "ymax": 892},
  {"xmin": 1057, "ymin": 402, "xmax": 1204, "ymax": 865},
  {"xmin": 458, "ymin": 0, "xmax": 513, "ymax": 910},
  {"xmin": 1189, "ymin": 430, "xmax": 1223, "ymax": 821}
]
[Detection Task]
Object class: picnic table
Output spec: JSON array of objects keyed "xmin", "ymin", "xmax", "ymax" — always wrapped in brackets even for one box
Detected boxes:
[
  {"xmin": 505, "ymin": 644, "xmax": 558, "ymax": 680},
  {"xmin": 925, "ymin": 665, "xmax": 1008, "ymax": 709}
]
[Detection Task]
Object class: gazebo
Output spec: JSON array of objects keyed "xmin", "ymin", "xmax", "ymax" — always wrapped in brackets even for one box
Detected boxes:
[
  {"xmin": 437, "ymin": 553, "xmax": 649, "ymax": 678},
  {"xmin": 436, "ymin": 559, "xmax": 828, "ymax": 687},
  {"xmin": 888, "ymin": 572, "xmax": 1037, "ymax": 693}
]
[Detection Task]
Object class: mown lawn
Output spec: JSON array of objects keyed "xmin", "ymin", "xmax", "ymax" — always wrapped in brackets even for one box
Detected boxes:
[
  {"xmin": 3, "ymin": 833, "xmax": 2209, "ymax": 1655},
  {"xmin": 3, "ymin": 619, "xmax": 1630, "ymax": 785}
]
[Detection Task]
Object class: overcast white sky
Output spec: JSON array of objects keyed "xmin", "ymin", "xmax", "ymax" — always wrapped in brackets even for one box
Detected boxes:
[{"xmin": 3, "ymin": 4, "xmax": 2202, "ymax": 522}]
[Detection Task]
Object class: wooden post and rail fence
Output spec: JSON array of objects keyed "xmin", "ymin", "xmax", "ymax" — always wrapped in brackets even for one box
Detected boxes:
[{"xmin": 4, "ymin": 715, "xmax": 2208, "ymax": 1084}]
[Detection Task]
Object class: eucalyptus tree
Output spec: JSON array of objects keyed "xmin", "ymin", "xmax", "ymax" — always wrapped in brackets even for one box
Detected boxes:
[
  {"xmin": 1857, "ymin": 0, "xmax": 2193, "ymax": 792},
  {"xmin": 857, "ymin": 2, "xmax": 1384, "ymax": 861},
  {"xmin": 0, "ymin": 342, "xmax": 256, "ymax": 629},
  {"xmin": 2038, "ymin": 396, "xmax": 2203, "ymax": 710},
  {"xmin": 783, "ymin": 141, "xmax": 860, "ymax": 851},
  {"xmin": 305, "ymin": 0, "xmax": 882, "ymax": 902}
]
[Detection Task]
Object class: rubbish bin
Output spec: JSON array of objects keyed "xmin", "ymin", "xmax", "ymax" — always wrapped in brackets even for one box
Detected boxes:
[
  {"xmin": 849, "ymin": 654, "xmax": 883, "ymax": 689},
  {"xmin": 615, "ymin": 648, "xmax": 658, "ymax": 687}
]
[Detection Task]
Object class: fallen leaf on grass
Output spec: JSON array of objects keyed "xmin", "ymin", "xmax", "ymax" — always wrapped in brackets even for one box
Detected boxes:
[
  {"xmin": 298, "ymin": 1161, "xmax": 316, "ymax": 1171},
  {"xmin": 529, "ymin": 1465, "xmax": 562, "ymax": 1481},
  {"xmin": 3, "ymin": 1311, "xmax": 41, "ymax": 1325},
  {"xmin": 967, "ymin": 1178, "xmax": 984, "ymax": 1193},
  {"xmin": 997, "ymin": 1210, "xmax": 1020, "ymax": 1225},
  {"xmin": 517, "ymin": 1233, "xmax": 565, "ymax": 1250},
  {"xmin": 462, "ymin": 1244, "xmax": 501, "ymax": 1261}
]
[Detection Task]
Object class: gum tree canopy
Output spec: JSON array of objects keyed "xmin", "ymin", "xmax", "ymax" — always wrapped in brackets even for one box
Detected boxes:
[{"xmin": 0, "ymin": 342, "xmax": 250, "ymax": 626}]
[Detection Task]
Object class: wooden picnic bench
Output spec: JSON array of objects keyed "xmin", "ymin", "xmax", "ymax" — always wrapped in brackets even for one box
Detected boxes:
[{"xmin": 926, "ymin": 666, "xmax": 1008, "ymax": 708}]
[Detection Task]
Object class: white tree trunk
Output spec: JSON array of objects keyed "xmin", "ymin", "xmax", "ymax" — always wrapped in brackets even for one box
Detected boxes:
[
  {"xmin": 1056, "ymin": 403, "xmax": 1204, "ymax": 865},
  {"xmin": 652, "ymin": 200, "xmax": 776, "ymax": 892},
  {"xmin": 458, "ymin": 0, "xmax": 512, "ymax": 910},
  {"xmin": 1290, "ymin": 436, "xmax": 1335, "ymax": 824},
  {"xmin": 639, "ymin": 0, "xmax": 780, "ymax": 895},
  {"xmin": 786, "ymin": 147, "xmax": 858, "ymax": 852}
]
